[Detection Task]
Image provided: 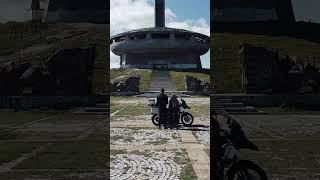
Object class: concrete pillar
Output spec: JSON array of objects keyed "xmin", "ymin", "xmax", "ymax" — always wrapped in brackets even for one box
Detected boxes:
[
  {"xmin": 146, "ymin": 33, "xmax": 152, "ymax": 40},
  {"xmin": 170, "ymin": 33, "xmax": 175, "ymax": 40},
  {"xmin": 155, "ymin": 0, "xmax": 165, "ymax": 27}
]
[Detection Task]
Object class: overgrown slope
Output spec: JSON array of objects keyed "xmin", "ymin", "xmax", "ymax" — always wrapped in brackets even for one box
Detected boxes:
[{"xmin": 212, "ymin": 33, "xmax": 320, "ymax": 93}]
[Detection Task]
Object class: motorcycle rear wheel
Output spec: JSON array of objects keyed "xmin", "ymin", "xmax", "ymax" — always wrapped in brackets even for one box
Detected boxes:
[
  {"xmin": 226, "ymin": 160, "xmax": 267, "ymax": 180},
  {"xmin": 181, "ymin": 112, "xmax": 194, "ymax": 126}
]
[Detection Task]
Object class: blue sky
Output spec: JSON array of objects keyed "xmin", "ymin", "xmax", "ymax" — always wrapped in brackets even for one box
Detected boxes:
[
  {"xmin": 160, "ymin": 0, "xmax": 210, "ymax": 23},
  {"xmin": 110, "ymin": 0, "xmax": 211, "ymax": 69},
  {"xmin": 164, "ymin": 0, "xmax": 210, "ymax": 69}
]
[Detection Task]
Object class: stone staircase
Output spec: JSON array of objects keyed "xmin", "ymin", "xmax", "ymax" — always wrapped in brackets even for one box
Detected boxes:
[
  {"xmin": 74, "ymin": 103, "xmax": 109, "ymax": 115},
  {"xmin": 211, "ymin": 95, "xmax": 266, "ymax": 114},
  {"xmin": 149, "ymin": 70, "xmax": 176, "ymax": 91},
  {"xmin": 74, "ymin": 95, "xmax": 109, "ymax": 115}
]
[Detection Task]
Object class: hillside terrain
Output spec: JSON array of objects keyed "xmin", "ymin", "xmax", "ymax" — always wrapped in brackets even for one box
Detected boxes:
[
  {"xmin": 0, "ymin": 22, "xmax": 108, "ymax": 94},
  {"xmin": 212, "ymin": 33, "xmax": 320, "ymax": 93},
  {"xmin": 110, "ymin": 68, "xmax": 210, "ymax": 92}
]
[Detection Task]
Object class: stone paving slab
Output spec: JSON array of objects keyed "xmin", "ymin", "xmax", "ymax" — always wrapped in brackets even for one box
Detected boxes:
[
  {"xmin": 110, "ymin": 149, "xmax": 193, "ymax": 180},
  {"xmin": 0, "ymin": 110, "xmax": 107, "ymax": 179},
  {"xmin": 111, "ymin": 128, "xmax": 181, "ymax": 145},
  {"xmin": 110, "ymin": 96, "xmax": 210, "ymax": 179}
]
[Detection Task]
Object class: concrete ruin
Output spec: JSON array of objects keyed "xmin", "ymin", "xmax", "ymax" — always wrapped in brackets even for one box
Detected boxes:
[
  {"xmin": 110, "ymin": 0, "xmax": 210, "ymax": 69},
  {"xmin": 185, "ymin": 75, "xmax": 210, "ymax": 92},
  {"xmin": 239, "ymin": 44, "xmax": 320, "ymax": 94},
  {"xmin": 0, "ymin": 47, "xmax": 96, "ymax": 96}
]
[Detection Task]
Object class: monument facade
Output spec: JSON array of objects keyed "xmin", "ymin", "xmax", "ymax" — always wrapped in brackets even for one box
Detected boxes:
[{"xmin": 110, "ymin": 0, "xmax": 210, "ymax": 69}]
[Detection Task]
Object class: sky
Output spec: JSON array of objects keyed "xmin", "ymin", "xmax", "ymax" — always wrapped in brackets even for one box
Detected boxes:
[
  {"xmin": 0, "ymin": 0, "xmax": 49, "ymax": 23},
  {"xmin": 110, "ymin": 0, "xmax": 211, "ymax": 69},
  {"xmin": 292, "ymin": 0, "xmax": 320, "ymax": 22}
]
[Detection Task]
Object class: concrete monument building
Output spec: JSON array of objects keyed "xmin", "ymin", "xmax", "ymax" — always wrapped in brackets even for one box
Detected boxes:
[{"xmin": 110, "ymin": 0, "xmax": 210, "ymax": 69}]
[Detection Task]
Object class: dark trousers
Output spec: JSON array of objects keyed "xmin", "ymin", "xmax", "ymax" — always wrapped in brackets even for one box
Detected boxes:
[
  {"xmin": 170, "ymin": 109, "xmax": 179, "ymax": 127},
  {"xmin": 159, "ymin": 107, "xmax": 167, "ymax": 128}
]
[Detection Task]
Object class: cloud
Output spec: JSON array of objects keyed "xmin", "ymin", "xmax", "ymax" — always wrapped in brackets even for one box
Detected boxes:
[
  {"xmin": 110, "ymin": 0, "xmax": 210, "ymax": 69},
  {"xmin": 168, "ymin": 18, "xmax": 210, "ymax": 36}
]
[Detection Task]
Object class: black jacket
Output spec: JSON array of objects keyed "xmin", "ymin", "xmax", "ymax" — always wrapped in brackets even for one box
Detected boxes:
[{"xmin": 156, "ymin": 93, "xmax": 168, "ymax": 108}]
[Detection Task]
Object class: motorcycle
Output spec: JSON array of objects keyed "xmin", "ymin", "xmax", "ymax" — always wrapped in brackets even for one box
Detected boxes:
[
  {"xmin": 149, "ymin": 98, "xmax": 194, "ymax": 126},
  {"xmin": 213, "ymin": 110, "xmax": 268, "ymax": 180}
]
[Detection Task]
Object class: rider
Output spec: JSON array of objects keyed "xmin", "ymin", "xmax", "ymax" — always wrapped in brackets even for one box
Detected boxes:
[
  {"xmin": 156, "ymin": 88, "xmax": 168, "ymax": 129},
  {"xmin": 169, "ymin": 94, "xmax": 180, "ymax": 129}
]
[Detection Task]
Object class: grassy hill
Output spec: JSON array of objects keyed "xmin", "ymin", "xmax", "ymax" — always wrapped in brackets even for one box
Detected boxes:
[
  {"xmin": 0, "ymin": 22, "xmax": 109, "ymax": 94},
  {"xmin": 110, "ymin": 69, "xmax": 152, "ymax": 91},
  {"xmin": 171, "ymin": 71, "xmax": 210, "ymax": 91},
  {"xmin": 212, "ymin": 33, "xmax": 320, "ymax": 93},
  {"xmin": 110, "ymin": 68, "xmax": 210, "ymax": 92}
]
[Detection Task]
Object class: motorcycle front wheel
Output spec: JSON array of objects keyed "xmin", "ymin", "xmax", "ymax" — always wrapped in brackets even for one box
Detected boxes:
[
  {"xmin": 226, "ymin": 160, "xmax": 267, "ymax": 180},
  {"xmin": 181, "ymin": 112, "xmax": 194, "ymax": 126},
  {"xmin": 151, "ymin": 114, "xmax": 160, "ymax": 126}
]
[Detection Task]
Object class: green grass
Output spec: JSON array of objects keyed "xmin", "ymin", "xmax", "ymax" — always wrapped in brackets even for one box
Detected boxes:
[
  {"xmin": 188, "ymin": 105, "xmax": 210, "ymax": 117},
  {"xmin": 14, "ymin": 141, "xmax": 106, "ymax": 169},
  {"xmin": 212, "ymin": 33, "xmax": 320, "ymax": 93},
  {"xmin": 110, "ymin": 69, "xmax": 210, "ymax": 91},
  {"xmin": 0, "ymin": 170, "xmax": 105, "ymax": 180},
  {"xmin": 110, "ymin": 69, "xmax": 152, "ymax": 91},
  {"xmin": 0, "ymin": 142, "xmax": 44, "ymax": 165},
  {"xmin": 113, "ymin": 105, "xmax": 149, "ymax": 116},
  {"xmin": 170, "ymin": 71, "xmax": 210, "ymax": 91},
  {"xmin": 174, "ymin": 150, "xmax": 197, "ymax": 180},
  {"xmin": 0, "ymin": 23, "xmax": 109, "ymax": 93},
  {"xmin": 239, "ymin": 139, "xmax": 320, "ymax": 175},
  {"xmin": 0, "ymin": 110, "xmax": 57, "ymax": 126}
]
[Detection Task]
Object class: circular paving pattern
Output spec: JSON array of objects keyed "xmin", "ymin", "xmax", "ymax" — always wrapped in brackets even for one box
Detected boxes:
[
  {"xmin": 110, "ymin": 151, "xmax": 183, "ymax": 180},
  {"xmin": 111, "ymin": 128, "xmax": 181, "ymax": 145}
]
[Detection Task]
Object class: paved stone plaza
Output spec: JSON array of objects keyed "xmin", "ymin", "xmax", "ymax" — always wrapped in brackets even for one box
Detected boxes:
[
  {"xmin": 0, "ymin": 109, "xmax": 106, "ymax": 179},
  {"xmin": 110, "ymin": 96, "xmax": 211, "ymax": 180},
  {"xmin": 111, "ymin": 150, "xmax": 186, "ymax": 180},
  {"xmin": 218, "ymin": 114, "xmax": 320, "ymax": 180}
]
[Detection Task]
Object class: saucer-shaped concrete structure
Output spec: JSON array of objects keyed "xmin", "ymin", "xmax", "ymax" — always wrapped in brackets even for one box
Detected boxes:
[{"xmin": 110, "ymin": 0, "xmax": 210, "ymax": 69}]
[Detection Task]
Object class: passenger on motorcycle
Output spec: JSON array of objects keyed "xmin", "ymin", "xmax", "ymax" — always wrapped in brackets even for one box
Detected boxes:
[{"xmin": 169, "ymin": 94, "xmax": 180, "ymax": 129}]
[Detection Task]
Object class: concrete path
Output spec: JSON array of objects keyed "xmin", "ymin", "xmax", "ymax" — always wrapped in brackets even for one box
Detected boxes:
[
  {"xmin": 149, "ymin": 70, "xmax": 176, "ymax": 91},
  {"xmin": 111, "ymin": 107, "xmax": 210, "ymax": 179}
]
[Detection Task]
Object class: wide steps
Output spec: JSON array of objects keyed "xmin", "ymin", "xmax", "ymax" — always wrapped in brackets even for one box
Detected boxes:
[
  {"xmin": 74, "ymin": 111, "xmax": 108, "ymax": 115},
  {"xmin": 74, "ymin": 103, "xmax": 109, "ymax": 115},
  {"xmin": 84, "ymin": 107, "xmax": 109, "ymax": 112},
  {"xmin": 95, "ymin": 103, "xmax": 109, "ymax": 108},
  {"xmin": 212, "ymin": 106, "xmax": 257, "ymax": 113},
  {"xmin": 210, "ymin": 96, "xmax": 264, "ymax": 114},
  {"xmin": 149, "ymin": 70, "xmax": 176, "ymax": 91},
  {"xmin": 211, "ymin": 102, "xmax": 245, "ymax": 108}
]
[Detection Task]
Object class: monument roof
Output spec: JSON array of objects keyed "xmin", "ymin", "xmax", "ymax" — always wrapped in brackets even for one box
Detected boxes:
[{"xmin": 111, "ymin": 27, "xmax": 209, "ymax": 39}]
